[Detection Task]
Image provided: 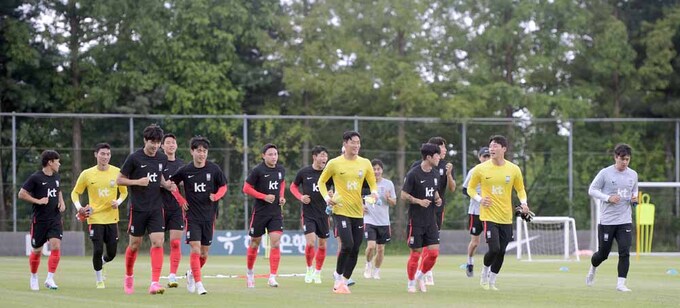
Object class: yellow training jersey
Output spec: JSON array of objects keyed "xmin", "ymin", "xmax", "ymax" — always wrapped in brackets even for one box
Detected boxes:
[
  {"xmin": 467, "ymin": 159, "xmax": 527, "ymax": 224},
  {"xmin": 318, "ymin": 155, "xmax": 377, "ymax": 218},
  {"xmin": 71, "ymin": 165, "xmax": 128, "ymax": 224}
]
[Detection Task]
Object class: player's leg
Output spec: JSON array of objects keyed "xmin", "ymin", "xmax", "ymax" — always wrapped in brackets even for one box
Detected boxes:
[
  {"xmin": 587, "ymin": 224, "xmax": 615, "ymax": 286},
  {"xmin": 28, "ymin": 221, "xmax": 46, "ymax": 291},
  {"xmin": 90, "ymin": 224, "xmax": 106, "ymax": 288},
  {"xmin": 303, "ymin": 217, "xmax": 318, "ymax": 283},
  {"xmin": 44, "ymin": 219, "xmax": 63, "ymax": 290},
  {"xmin": 147, "ymin": 207, "xmax": 166, "ymax": 295},
  {"xmin": 166, "ymin": 209, "xmax": 184, "ymax": 287},
  {"xmin": 615, "ymin": 224, "xmax": 633, "ymax": 292},
  {"xmin": 364, "ymin": 224, "xmax": 377, "ymax": 278},
  {"xmin": 406, "ymin": 224, "xmax": 423, "ymax": 293},
  {"xmin": 488, "ymin": 224, "xmax": 512, "ymax": 290},
  {"xmin": 266, "ymin": 216, "xmax": 284, "ymax": 287}
]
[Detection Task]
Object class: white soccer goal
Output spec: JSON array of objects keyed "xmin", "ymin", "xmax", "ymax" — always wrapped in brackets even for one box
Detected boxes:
[{"xmin": 516, "ymin": 217, "xmax": 580, "ymax": 261}]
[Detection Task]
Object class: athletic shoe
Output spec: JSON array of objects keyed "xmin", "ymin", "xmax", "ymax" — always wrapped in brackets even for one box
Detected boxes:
[
  {"xmin": 246, "ymin": 272, "xmax": 255, "ymax": 288},
  {"xmin": 616, "ymin": 285, "xmax": 632, "ymax": 292},
  {"xmin": 44, "ymin": 279, "xmax": 58, "ymax": 290},
  {"xmin": 124, "ymin": 275, "xmax": 134, "ymax": 294},
  {"xmin": 96, "ymin": 281, "xmax": 105, "ymax": 289},
  {"xmin": 313, "ymin": 272, "xmax": 322, "ymax": 284},
  {"xmin": 407, "ymin": 280, "xmax": 416, "ymax": 293},
  {"xmin": 586, "ymin": 271, "xmax": 595, "ymax": 287},
  {"xmin": 268, "ymin": 276, "xmax": 279, "ymax": 287},
  {"xmin": 196, "ymin": 281, "xmax": 207, "ymax": 295},
  {"xmin": 167, "ymin": 275, "xmax": 178, "ymax": 288},
  {"xmin": 417, "ymin": 276, "xmax": 427, "ymax": 292},
  {"xmin": 333, "ymin": 282, "xmax": 351, "ymax": 294},
  {"xmin": 30, "ymin": 275, "xmax": 39, "ymax": 291},
  {"xmin": 466, "ymin": 264, "xmax": 474, "ymax": 278},
  {"xmin": 304, "ymin": 268, "xmax": 314, "ymax": 283},
  {"xmin": 424, "ymin": 271, "xmax": 434, "ymax": 286},
  {"xmin": 363, "ymin": 263, "xmax": 372, "ymax": 279},
  {"xmin": 346, "ymin": 278, "xmax": 355, "ymax": 287},
  {"xmin": 148, "ymin": 282, "xmax": 165, "ymax": 295},
  {"xmin": 186, "ymin": 270, "xmax": 196, "ymax": 293}
]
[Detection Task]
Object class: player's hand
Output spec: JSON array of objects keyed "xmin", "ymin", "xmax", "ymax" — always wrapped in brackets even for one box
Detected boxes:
[
  {"xmin": 37, "ymin": 197, "xmax": 49, "ymax": 205},
  {"xmin": 446, "ymin": 162, "xmax": 453, "ymax": 175},
  {"xmin": 608, "ymin": 195, "xmax": 621, "ymax": 203},
  {"xmin": 264, "ymin": 194, "xmax": 275, "ymax": 203},
  {"xmin": 301, "ymin": 195, "xmax": 311, "ymax": 204},
  {"xmin": 482, "ymin": 196, "xmax": 492, "ymax": 207},
  {"xmin": 110, "ymin": 200, "xmax": 119, "ymax": 209},
  {"xmin": 137, "ymin": 177, "xmax": 150, "ymax": 187}
]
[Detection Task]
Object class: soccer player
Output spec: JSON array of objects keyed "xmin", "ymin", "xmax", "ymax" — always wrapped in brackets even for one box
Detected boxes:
[
  {"xmin": 586, "ymin": 143, "xmax": 638, "ymax": 292},
  {"xmin": 242, "ymin": 143, "xmax": 286, "ymax": 288},
  {"xmin": 71, "ymin": 143, "xmax": 129, "ymax": 288},
  {"xmin": 318, "ymin": 131, "xmax": 378, "ymax": 294},
  {"xmin": 467, "ymin": 135, "xmax": 530, "ymax": 291},
  {"xmin": 409, "ymin": 136, "xmax": 455, "ymax": 285},
  {"xmin": 401, "ymin": 143, "xmax": 442, "ymax": 293},
  {"xmin": 117, "ymin": 124, "xmax": 175, "ymax": 295},
  {"xmin": 160, "ymin": 133, "xmax": 185, "ymax": 288},
  {"xmin": 462, "ymin": 146, "xmax": 491, "ymax": 277},
  {"xmin": 19, "ymin": 150, "xmax": 65, "ymax": 291},
  {"xmin": 362, "ymin": 159, "xmax": 396, "ymax": 280},
  {"xmin": 290, "ymin": 146, "xmax": 331, "ymax": 284},
  {"xmin": 170, "ymin": 136, "xmax": 228, "ymax": 295}
]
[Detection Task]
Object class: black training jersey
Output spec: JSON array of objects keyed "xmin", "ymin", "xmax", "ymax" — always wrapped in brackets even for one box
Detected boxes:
[
  {"xmin": 22, "ymin": 171, "xmax": 61, "ymax": 222},
  {"xmin": 293, "ymin": 166, "xmax": 332, "ymax": 219},
  {"xmin": 402, "ymin": 166, "xmax": 440, "ymax": 227},
  {"xmin": 172, "ymin": 161, "xmax": 227, "ymax": 222},
  {"xmin": 162, "ymin": 158, "xmax": 184, "ymax": 212},
  {"xmin": 120, "ymin": 149, "xmax": 168, "ymax": 212},
  {"xmin": 246, "ymin": 162, "xmax": 285, "ymax": 217}
]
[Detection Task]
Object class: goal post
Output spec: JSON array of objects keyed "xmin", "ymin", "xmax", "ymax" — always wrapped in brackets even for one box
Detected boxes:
[{"xmin": 516, "ymin": 216, "xmax": 580, "ymax": 261}]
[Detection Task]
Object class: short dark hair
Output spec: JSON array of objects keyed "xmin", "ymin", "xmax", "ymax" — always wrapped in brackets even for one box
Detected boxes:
[
  {"xmin": 41, "ymin": 150, "xmax": 60, "ymax": 167},
  {"xmin": 428, "ymin": 137, "xmax": 446, "ymax": 147},
  {"xmin": 162, "ymin": 133, "xmax": 176, "ymax": 144},
  {"xmin": 262, "ymin": 143, "xmax": 277, "ymax": 154},
  {"xmin": 614, "ymin": 143, "xmax": 632, "ymax": 157},
  {"xmin": 343, "ymin": 131, "xmax": 361, "ymax": 142},
  {"xmin": 420, "ymin": 143, "xmax": 439, "ymax": 159},
  {"xmin": 94, "ymin": 143, "xmax": 111, "ymax": 153},
  {"xmin": 311, "ymin": 145, "xmax": 328, "ymax": 156},
  {"xmin": 371, "ymin": 159, "xmax": 384, "ymax": 170},
  {"xmin": 489, "ymin": 135, "xmax": 508, "ymax": 148},
  {"xmin": 143, "ymin": 124, "xmax": 164, "ymax": 142},
  {"xmin": 190, "ymin": 136, "xmax": 210, "ymax": 150}
]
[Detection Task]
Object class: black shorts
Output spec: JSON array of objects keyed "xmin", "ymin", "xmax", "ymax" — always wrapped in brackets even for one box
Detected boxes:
[
  {"xmin": 165, "ymin": 207, "xmax": 185, "ymax": 231},
  {"xmin": 407, "ymin": 222, "xmax": 439, "ymax": 249},
  {"xmin": 89, "ymin": 223, "xmax": 119, "ymax": 244},
  {"xmin": 30, "ymin": 219, "xmax": 62, "ymax": 249},
  {"xmin": 128, "ymin": 208, "xmax": 165, "ymax": 236},
  {"xmin": 468, "ymin": 214, "xmax": 483, "ymax": 236},
  {"xmin": 302, "ymin": 215, "xmax": 330, "ymax": 239},
  {"xmin": 435, "ymin": 209, "xmax": 444, "ymax": 230},
  {"xmin": 365, "ymin": 224, "xmax": 391, "ymax": 245},
  {"xmin": 249, "ymin": 214, "xmax": 283, "ymax": 238},
  {"xmin": 484, "ymin": 221, "xmax": 513, "ymax": 246},
  {"xmin": 186, "ymin": 220, "xmax": 214, "ymax": 246}
]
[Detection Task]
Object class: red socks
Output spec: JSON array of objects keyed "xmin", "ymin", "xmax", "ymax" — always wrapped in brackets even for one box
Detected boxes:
[
  {"xmin": 169, "ymin": 239, "xmax": 181, "ymax": 274},
  {"xmin": 125, "ymin": 247, "xmax": 138, "ymax": 276},
  {"xmin": 407, "ymin": 251, "xmax": 421, "ymax": 280},
  {"xmin": 150, "ymin": 247, "xmax": 163, "ymax": 282},
  {"xmin": 270, "ymin": 247, "xmax": 281, "ymax": 275},
  {"xmin": 305, "ymin": 245, "xmax": 315, "ymax": 267},
  {"xmin": 246, "ymin": 247, "xmax": 258, "ymax": 270},
  {"xmin": 315, "ymin": 247, "xmax": 327, "ymax": 271},
  {"xmin": 421, "ymin": 249, "xmax": 439, "ymax": 273},
  {"xmin": 190, "ymin": 253, "xmax": 202, "ymax": 283},
  {"xmin": 200, "ymin": 256, "xmax": 207, "ymax": 268},
  {"xmin": 29, "ymin": 251, "xmax": 41, "ymax": 274}
]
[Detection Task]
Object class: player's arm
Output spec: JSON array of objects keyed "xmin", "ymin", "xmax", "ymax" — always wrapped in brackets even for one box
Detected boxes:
[
  {"xmin": 588, "ymin": 169, "xmax": 612, "ymax": 202},
  {"xmin": 513, "ymin": 167, "xmax": 529, "ymax": 212},
  {"xmin": 317, "ymin": 161, "xmax": 333, "ymax": 204}
]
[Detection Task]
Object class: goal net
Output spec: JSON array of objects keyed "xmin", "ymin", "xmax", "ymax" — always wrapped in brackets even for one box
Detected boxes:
[{"xmin": 516, "ymin": 217, "xmax": 580, "ymax": 261}]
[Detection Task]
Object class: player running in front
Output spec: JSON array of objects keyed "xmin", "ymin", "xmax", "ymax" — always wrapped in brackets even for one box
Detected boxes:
[
  {"xmin": 467, "ymin": 135, "xmax": 530, "ymax": 291},
  {"xmin": 19, "ymin": 150, "xmax": 66, "ymax": 291},
  {"xmin": 71, "ymin": 143, "xmax": 128, "ymax": 288},
  {"xmin": 587, "ymin": 143, "xmax": 638, "ymax": 292},
  {"xmin": 170, "ymin": 136, "xmax": 228, "ymax": 295},
  {"xmin": 318, "ymin": 131, "xmax": 378, "ymax": 294},
  {"xmin": 242, "ymin": 143, "xmax": 286, "ymax": 288},
  {"xmin": 160, "ymin": 133, "xmax": 185, "ymax": 288},
  {"xmin": 290, "ymin": 146, "xmax": 331, "ymax": 284},
  {"xmin": 401, "ymin": 143, "xmax": 442, "ymax": 293}
]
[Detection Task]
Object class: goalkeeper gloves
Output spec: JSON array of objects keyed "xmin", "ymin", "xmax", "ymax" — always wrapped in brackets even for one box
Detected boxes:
[{"xmin": 515, "ymin": 205, "xmax": 535, "ymax": 222}]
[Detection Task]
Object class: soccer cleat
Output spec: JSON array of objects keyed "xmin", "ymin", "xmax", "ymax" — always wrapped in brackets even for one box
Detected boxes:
[
  {"xmin": 424, "ymin": 271, "xmax": 434, "ymax": 286},
  {"xmin": 30, "ymin": 275, "xmax": 39, "ymax": 291},
  {"xmin": 246, "ymin": 272, "xmax": 255, "ymax": 288},
  {"xmin": 186, "ymin": 270, "xmax": 196, "ymax": 293},
  {"xmin": 407, "ymin": 280, "xmax": 416, "ymax": 293},
  {"xmin": 167, "ymin": 275, "xmax": 178, "ymax": 288},
  {"xmin": 466, "ymin": 264, "xmax": 474, "ymax": 278},
  {"xmin": 44, "ymin": 279, "xmax": 58, "ymax": 290},
  {"xmin": 346, "ymin": 278, "xmax": 355, "ymax": 287},
  {"xmin": 148, "ymin": 282, "xmax": 165, "ymax": 295},
  {"xmin": 268, "ymin": 276, "xmax": 279, "ymax": 287},
  {"xmin": 196, "ymin": 282, "xmax": 207, "ymax": 295},
  {"xmin": 313, "ymin": 272, "xmax": 322, "ymax": 284},
  {"xmin": 304, "ymin": 268, "xmax": 314, "ymax": 283},
  {"xmin": 363, "ymin": 263, "xmax": 372, "ymax": 279},
  {"xmin": 96, "ymin": 281, "xmax": 105, "ymax": 289},
  {"xmin": 124, "ymin": 275, "xmax": 134, "ymax": 294},
  {"xmin": 586, "ymin": 272, "xmax": 595, "ymax": 287},
  {"xmin": 616, "ymin": 285, "xmax": 632, "ymax": 292}
]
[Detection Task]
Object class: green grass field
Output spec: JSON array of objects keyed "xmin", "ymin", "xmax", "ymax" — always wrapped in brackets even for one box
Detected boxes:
[{"xmin": 0, "ymin": 255, "xmax": 677, "ymax": 307}]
